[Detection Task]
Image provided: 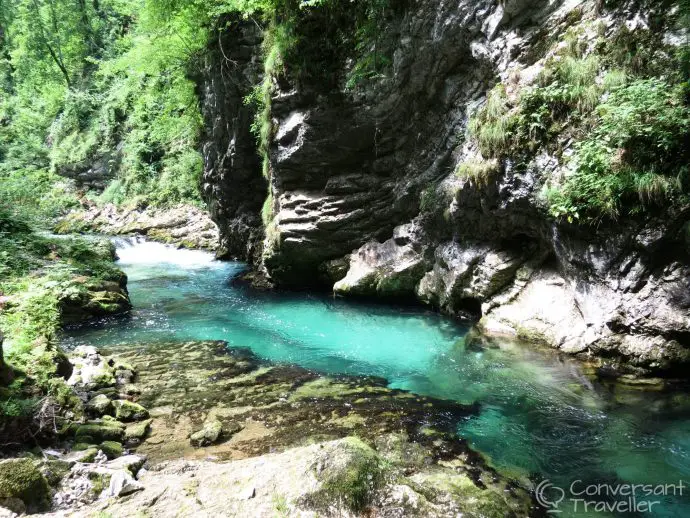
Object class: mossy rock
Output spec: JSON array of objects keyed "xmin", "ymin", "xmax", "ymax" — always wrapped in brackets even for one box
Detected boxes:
[
  {"xmin": 40, "ymin": 459, "xmax": 72, "ymax": 487},
  {"xmin": 307, "ymin": 437, "xmax": 384, "ymax": 513},
  {"xmin": 113, "ymin": 400, "xmax": 149, "ymax": 422},
  {"xmin": 124, "ymin": 419, "xmax": 152, "ymax": 442},
  {"xmin": 410, "ymin": 472, "xmax": 517, "ymax": 518},
  {"xmin": 76, "ymin": 448, "xmax": 99, "ymax": 463},
  {"xmin": 88, "ymin": 471, "xmax": 112, "ymax": 497},
  {"xmin": 99, "ymin": 441, "xmax": 124, "ymax": 459},
  {"xmin": 0, "ymin": 458, "xmax": 51, "ymax": 512},
  {"xmin": 75, "ymin": 421, "xmax": 125, "ymax": 442},
  {"xmin": 190, "ymin": 419, "xmax": 222, "ymax": 447},
  {"xmin": 85, "ymin": 394, "xmax": 113, "ymax": 416}
]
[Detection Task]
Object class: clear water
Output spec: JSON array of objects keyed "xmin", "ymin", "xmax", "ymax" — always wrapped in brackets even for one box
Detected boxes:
[{"xmin": 63, "ymin": 239, "xmax": 690, "ymax": 517}]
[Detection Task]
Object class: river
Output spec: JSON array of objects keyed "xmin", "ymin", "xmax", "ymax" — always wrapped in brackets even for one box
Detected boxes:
[{"xmin": 61, "ymin": 238, "xmax": 690, "ymax": 517}]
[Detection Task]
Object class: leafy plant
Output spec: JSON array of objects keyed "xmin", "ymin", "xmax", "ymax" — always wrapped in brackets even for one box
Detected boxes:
[{"xmin": 547, "ymin": 79, "xmax": 689, "ymax": 220}]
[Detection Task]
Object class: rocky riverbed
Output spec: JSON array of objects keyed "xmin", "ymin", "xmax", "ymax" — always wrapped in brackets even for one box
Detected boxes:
[{"xmin": 0, "ymin": 340, "xmax": 540, "ymax": 517}]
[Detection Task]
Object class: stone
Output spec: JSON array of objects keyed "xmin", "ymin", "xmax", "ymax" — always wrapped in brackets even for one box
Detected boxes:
[
  {"xmin": 190, "ymin": 419, "xmax": 223, "ymax": 447},
  {"xmin": 0, "ymin": 459, "xmax": 51, "ymax": 512},
  {"xmin": 56, "ymin": 203, "xmax": 219, "ymax": 251},
  {"xmin": 124, "ymin": 419, "xmax": 152, "ymax": 442},
  {"xmin": 67, "ymin": 346, "xmax": 116, "ymax": 390},
  {"xmin": 38, "ymin": 437, "xmax": 532, "ymax": 517},
  {"xmin": 0, "ymin": 497, "xmax": 26, "ymax": 514},
  {"xmin": 99, "ymin": 441, "xmax": 124, "ymax": 459},
  {"xmin": 65, "ymin": 447, "xmax": 99, "ymax": 464},
  {"xmin": 75, "ymin": 420, "xmax": 125, "ymax": 443},
  {"xmin": 105, "ymin": 470, "xmax": 143, "ymax": 498},
  {"xmin": 85, "ymin": 394, "xmax": 113, "ymax": 416},
  {"xmin": 105, "ymin": 455, "xmax": 146, "ymax": 477},
  {"xmin": 112, "ymin": 400, "xmax": 149, "ymax": 422},
  {"xmin": 39, "ymin": 459, "xmax": 72, "ymax": 487}
]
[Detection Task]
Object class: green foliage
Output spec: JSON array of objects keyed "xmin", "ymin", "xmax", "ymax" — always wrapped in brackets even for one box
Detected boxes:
[
  {"xmin": 467, "ymin": 18, "xmax": 689, "ymax": 222},
  {"xmin": 468, "ymin": 85, "xmax": 514, "ymax": 158},
  {"xmin": 455, "ymin": 158, "xmax": 500, "ymax": 186},
  {"xmin": 261, "ymin": 192, "xmax": 274, "ymax": 226},
  {"xmin": 547, "ymin": 79, "xmax": 689, "ymax": 221}
]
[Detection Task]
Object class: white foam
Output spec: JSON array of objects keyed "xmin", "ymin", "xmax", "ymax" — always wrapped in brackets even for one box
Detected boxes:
[{"xmin": 114, "ymin": 237, "xmax": 218, "ymax": 268}]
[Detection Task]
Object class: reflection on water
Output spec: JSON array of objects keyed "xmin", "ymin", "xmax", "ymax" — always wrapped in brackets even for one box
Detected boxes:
[{"xmin": 62, "ymin": 238, "xmax": 690, "ymax": 517}]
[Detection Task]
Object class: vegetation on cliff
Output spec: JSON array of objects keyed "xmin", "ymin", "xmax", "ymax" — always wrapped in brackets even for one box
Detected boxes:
[{"xmin": 466, "ymin": 10, "xmax": 690, "ymax": 222}]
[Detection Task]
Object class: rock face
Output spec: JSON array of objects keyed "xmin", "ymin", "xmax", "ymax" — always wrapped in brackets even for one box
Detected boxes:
[
  {"xmin": 197, "ymin": 18, "xmax": 267, "ymax": 261},
  {"xmin": 199, "ymin": 0, "xmax": 690, "ymax": 376},
  {"xmin": 41, "ymin": 438, "xmax": 531, "ymax": 518}
]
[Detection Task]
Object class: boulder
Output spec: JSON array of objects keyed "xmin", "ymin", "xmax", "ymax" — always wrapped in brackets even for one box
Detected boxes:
[
  {"xmin": 112, "ymin": 400, "xmax": 149, "ymax": 422},
  {"xmin": 124, "ymin": 419, "xmax": 152, "ymax": 443},
  {"xmin": 105, "ymin": 455, "xmax": 146, "ymax": 477},
  {"xmin": 99, "ymin": 441, "xmax": 124, "ymax": 459},
  {"xmin": 75, "ymin": 420, "xmax": 125, "ymax": 443},
  {"xmin": 105, "ymin": 470, "xmax": 143, "ymax": 498},
  {"xmin": 0, "ymin": 459, "xmax": 51, "ymax": 512},
  {"xmin": 85, "ymin": 394, "xmax": 113, "ymax": 416}
]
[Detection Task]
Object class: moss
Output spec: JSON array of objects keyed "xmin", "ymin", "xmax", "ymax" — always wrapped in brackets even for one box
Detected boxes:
[
  {"xmin": 309, "ymin": 438, "xmax": 385, "ymax": 513},
  {"xmin": 455, "ymin": 158, "xmax": 500, "ymax": 186},
  {"xmin": 124, "ymin": 418, "xmax": 152, "ymax": 442},
  {"xmin": 516, "ymin": 325, "xmax": 551, "ymax": 345},
  {"xmin": 99, "ymin": 440, "xmax": 124, "ymax": 459},
  {"xmin": 89, "ymin": 471, "xmax": 112, "ymax": 497},
  {"xmin": 413, "ymin": 472, "xmax": 517, "ymax": 518},
  {"xmin": 261, "ymin": 192, "xmax": 274, "ymax": 226},
  {"xmin": 112, "ymin": 400, "xmax": 149, "ymax": 422},
  {"xmin": 78, "ymin": 448, "xmax": 99, "ymax": 463},
  {"xmin": 0, "ymin": 459, "xmax": 51, "ymax": 512},
  {"xmin": 40, "ymin": 459, "xmax": 71, "ymax": 487},
  {"xmin": 291, "ymin": 378, "xmax": 387, "ymax": 401},
  {"xmin": 75, "ymin": 421, "xmax": 125, "ymax": 442}
]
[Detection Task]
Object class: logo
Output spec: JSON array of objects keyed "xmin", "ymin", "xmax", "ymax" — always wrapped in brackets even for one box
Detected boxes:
[
  {"xmin": 534, "ymin": 479, "xmax": 685, "ymax": 514},
  {"xmin": 536, "ymin": 479, "xmax": 565, "ymax": 513}
]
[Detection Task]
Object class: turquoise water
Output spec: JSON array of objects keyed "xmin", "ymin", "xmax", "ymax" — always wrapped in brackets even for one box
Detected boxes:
[{"xmin": 63, "ymin": 239, "xmax": 690, "ymax": 517}]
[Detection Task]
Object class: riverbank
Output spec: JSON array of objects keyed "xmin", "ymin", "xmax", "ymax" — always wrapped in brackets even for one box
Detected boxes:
[
  {"xmin": 55, "ymin": 203, "xmax": 219, "ymax": 252},
  {"xmin": 0, "ymin": 218, "xmax": 131, "ymax": 450}
]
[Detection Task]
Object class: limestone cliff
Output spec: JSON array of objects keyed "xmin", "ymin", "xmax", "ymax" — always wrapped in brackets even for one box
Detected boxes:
[{"xmin": 199, "ymin": 0, "xmax": 690, "ymax": 377}]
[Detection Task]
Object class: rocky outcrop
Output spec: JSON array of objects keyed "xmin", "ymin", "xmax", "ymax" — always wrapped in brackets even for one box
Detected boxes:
[
  {"xmin": 197, "ymin": 18, "xmax": 267, "ymax": 261},
  {"xmin": 56, "ymin": 203, "xmax": 219, "ymax": 251},
  {"xmin": 200, "ymin": 0, "xmax": 689, "ymax": 376}
]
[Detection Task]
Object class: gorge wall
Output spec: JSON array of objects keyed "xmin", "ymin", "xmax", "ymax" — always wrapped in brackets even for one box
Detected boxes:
[{"xmin": 199, "ymin": 0, "xmax": 690, "ymax": 377}]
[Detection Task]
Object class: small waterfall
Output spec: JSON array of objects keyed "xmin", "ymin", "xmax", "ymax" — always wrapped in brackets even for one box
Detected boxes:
[{"xmin": 113, "ymin": 237, "xmax": 218, "ymax": 268}]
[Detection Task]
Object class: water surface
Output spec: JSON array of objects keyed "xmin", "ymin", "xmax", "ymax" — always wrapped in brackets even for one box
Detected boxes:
[{"xmin": 63, "ymin": 239, "xmax": 690, "ymax": 517}]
